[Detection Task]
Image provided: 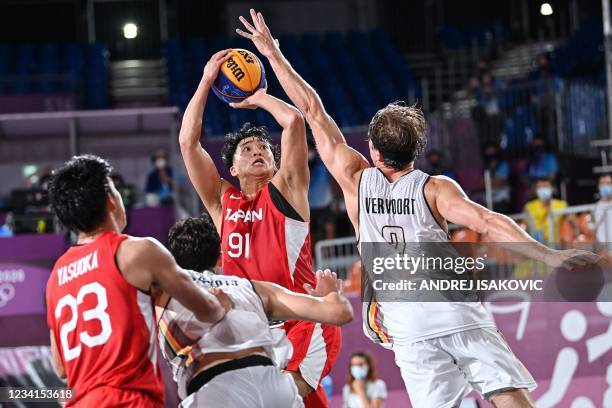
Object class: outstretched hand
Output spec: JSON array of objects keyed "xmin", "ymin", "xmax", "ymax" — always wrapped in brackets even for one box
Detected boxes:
[
  {"xmin": 202, "ymin": 49, "xmax": 232, "ymax": 84},
  {"xmin": 304, "ymin": 269, "xmax": 343, "ymax": 297},
  {"xmin": 236, "ymin": 9, "xmax": 280, "ymax": 58}
]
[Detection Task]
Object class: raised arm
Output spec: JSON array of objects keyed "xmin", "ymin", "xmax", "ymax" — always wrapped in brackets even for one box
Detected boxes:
[
  {"xmin": 236, "ymin": 10, "xmax": 369, "ymax": 226},
  {"xmin": 117, "ymin": 237, "xmax": 229, "ymax": 324},
  {"xmin": 431, "ymin": 175, "xmax": 595, "ymax": 266},
  {"xmin": 252, "ymin": 269, "xmax": 353, "ymax": 326},
  {"xmin": 230, "ymin": 89, "xmax": 310, "ymax": 220},
  {"xmin": 179, "ymin": 49, "xmax": 234, "ymax": 228}
]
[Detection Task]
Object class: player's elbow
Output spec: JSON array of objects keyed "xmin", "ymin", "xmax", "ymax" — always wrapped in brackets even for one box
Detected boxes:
[
  {"xmin": 331, "ymin": 301, "xmax": 354, "ymax": 326},
  {"xmin": 286, "ymin": 109, "xmax": 305, "ymax": 131},
  {"xmin": 301, "ymin": 94, "xmax": 326, "ymax": 125},
  {"xmin": 178, "ymin": 127, "xmax": 201, "ymax": 150}
]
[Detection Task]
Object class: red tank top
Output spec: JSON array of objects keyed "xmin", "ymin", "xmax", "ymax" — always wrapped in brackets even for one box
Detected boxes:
[
  {"xmin": 46, "ymin": 231, "xmax": 164, "ymax": 406},
  {"xmin": 220, "ymin": 184, "xmax": 315, "ymax": 293}
]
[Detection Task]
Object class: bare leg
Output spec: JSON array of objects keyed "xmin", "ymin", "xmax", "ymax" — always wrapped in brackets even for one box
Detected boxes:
[{"xmin": 491, "ymin": 389, "xmax": 535, "ymax": 408}]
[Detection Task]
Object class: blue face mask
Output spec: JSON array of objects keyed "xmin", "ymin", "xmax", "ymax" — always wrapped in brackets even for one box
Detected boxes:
[
  {"xmin": 351, "ymin": 365, "xmax": 368, "ymax": 380},
  {"xmin": 600, "ymin": 184, "xmax": 612, "ymax": 198},
  {"xmin": 536, "ymin": 187, "xmax": 552, "ymax": 201}
]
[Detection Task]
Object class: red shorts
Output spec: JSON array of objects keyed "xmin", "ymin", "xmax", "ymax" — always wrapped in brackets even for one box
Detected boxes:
[
  {"xmin": 284, "ymin": 320, "xmax": 342, "ymax": 408},
  {"xmin": 70, "ymin": 387, "xmax": 163, "ymax": 407}
]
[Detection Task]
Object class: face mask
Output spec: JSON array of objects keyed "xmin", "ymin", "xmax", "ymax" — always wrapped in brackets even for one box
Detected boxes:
[
  {"xmin": 600, "ymin": 184, "xmax": 612, "ymax": 198},
  {"xmin": 155, "ymin": 158, "xmax": 167, "ymax": 169},
  {"xmin": 537, "ymin": 187, "xmax": 552, "ymax": 201},
  {"xmin": 351, "ymin": 365, "xmax": 368, "ymax": 380}
]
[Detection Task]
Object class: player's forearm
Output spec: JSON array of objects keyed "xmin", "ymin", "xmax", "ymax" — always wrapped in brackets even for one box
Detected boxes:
[
  {"xmin": 267, "ymin": 50, "xmax": 328, "ymax": 126},
  {"xmin": 255, "ymin": 93, "xmax": 304, "ymax": 129},
  {"xmin": 179, "ymin": 79, "xmax": 212, "ymax": 149},
  {"xmin": 480, "ymin": 211, "xmax": 556, "ymax": 262}
]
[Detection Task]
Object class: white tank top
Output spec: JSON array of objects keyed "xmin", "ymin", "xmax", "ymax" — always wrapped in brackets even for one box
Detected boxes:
[
  {"xmin": 158, "ymin": 270, "xmax": 292, "ymax": 399},
  {"xmin": 358, "ymin": 168, "xmax": 495, "ymax": 345}
]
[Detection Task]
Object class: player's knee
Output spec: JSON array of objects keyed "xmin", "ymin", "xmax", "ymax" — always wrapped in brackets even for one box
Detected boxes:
[{"xmin": 490, "ymin": 388, "xmax": 535, "ymax": 408}]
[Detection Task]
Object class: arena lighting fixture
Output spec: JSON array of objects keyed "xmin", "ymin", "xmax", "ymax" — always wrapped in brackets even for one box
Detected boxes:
[
  {"xmin": 123, "ymin": 23, "xmax": 138, "ymax": 39},
  {"xmin": 540, "ymin": 2, "xmax": 553, "ymax": 16}
]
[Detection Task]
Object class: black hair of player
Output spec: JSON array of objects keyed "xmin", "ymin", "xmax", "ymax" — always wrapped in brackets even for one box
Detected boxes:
[
  {"xmin": 221, "ymin": 122, "xmax": 280, "ymax": 169},
  {"xmin": 48, "ymin": 154, "xmax": 113, "ymax": 233},
  {"xmin": 167, "ymin": 214, "xmax": 220, "ymax": 272}
]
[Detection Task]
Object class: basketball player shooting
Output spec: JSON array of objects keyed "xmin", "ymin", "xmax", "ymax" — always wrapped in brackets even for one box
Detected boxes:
[
  {"xmin": 179, "ymin": 50, "xmax": 341, "ymax": 407},
  {"xmin": 45, "ymin": 155, "xmax": 230, "ymax": 407},
  {"xmin": 236, "ymin": 9, "xmax": 598, "ymax": 408},
  {"xmin": 158, "ymin": 216, "xmax": 353, "ymax": 407}
]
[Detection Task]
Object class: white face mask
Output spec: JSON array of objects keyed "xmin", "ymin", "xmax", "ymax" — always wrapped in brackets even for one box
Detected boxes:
[
  {"xmin": 350, "ymin": 365, "xmax": 368, "ymax": 380},
  {"xmin": 155, "ymin": 158, "xmax": 167, "ymax": 169},
  {"xmin": 536, "ymin": 187, "xmax": 552, "ymax": 201}
]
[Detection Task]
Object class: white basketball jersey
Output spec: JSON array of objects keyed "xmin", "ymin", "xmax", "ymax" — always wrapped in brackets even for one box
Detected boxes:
[
  {"xmin": 358, "ymin": 168, "xmax": 495, "ymax": 345},
  {"xmin": 158, "ymin": 270, "xmax": 292, "ymax": 399}
]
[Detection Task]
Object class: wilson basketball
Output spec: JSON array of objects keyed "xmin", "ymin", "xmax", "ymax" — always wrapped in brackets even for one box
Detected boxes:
[{"xmin": 212, "ymin": 49, "xmax": 266, "ymax": 103}]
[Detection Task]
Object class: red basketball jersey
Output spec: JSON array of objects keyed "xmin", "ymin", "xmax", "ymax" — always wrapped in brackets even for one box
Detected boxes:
[
  {"xmin": 46, "ymin": 232, "xmax": 164, "ymax": 407},
  {"xmin": 220, "ymin": 184, "xmax": 315, "ymax": 293}
]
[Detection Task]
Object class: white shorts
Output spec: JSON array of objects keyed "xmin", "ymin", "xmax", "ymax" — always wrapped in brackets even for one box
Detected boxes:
[
  {"xmin": 393, "ymin": 327, "xmax": 537, "ymax": 408},
  {"xmin": 180, "ymin": 365, "xmax": 304, "ymax": 408}
]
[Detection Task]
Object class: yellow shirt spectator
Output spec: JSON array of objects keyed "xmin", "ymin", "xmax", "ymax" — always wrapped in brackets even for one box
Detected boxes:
[{"xmin": 524, "ymin": 198, "xmax": 567, "ymax": 243}]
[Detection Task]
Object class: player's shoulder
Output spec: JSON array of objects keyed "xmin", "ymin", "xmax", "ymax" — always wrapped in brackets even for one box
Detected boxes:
[
  {"xmin": 423, "ymin": 175, "xmax": 460, "ymax": 194},
  {"xmin": 120, "ymin": 235, "xmax": 163, "ymax": 251}
]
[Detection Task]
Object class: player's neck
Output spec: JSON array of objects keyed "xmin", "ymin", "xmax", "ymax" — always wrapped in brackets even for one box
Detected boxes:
[
  {"xmin": 239, "ymin": 174, "xmax": 271, "ymax": 199},
  {"xmin": 77, "ymin": 217, "xmax": 122, "ymax": 245},
  {"xmin": 377, "ymin": 163, "xmax": 414, "ymax": 182}
]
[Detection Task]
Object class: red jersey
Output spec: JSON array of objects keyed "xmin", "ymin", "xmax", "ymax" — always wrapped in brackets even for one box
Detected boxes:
[
  {"xmin": 46, "ymin": 231, "xmax": 164, "ymax": 407},
  {"xmin": 220, "ymin": 183, "xmax": 314, "ymax": 293}
]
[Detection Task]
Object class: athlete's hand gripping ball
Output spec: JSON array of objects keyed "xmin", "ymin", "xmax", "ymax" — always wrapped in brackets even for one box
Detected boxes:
[{"xmin": 202, "ymin": 49, "xmax": 232, "ymax": 85}]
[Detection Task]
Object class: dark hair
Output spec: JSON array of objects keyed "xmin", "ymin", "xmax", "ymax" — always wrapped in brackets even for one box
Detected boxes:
[
  {"xmin": 368, "ymin": 102, "xmax": 427, "ymax": 170},
  {"xmin": 167, "ymin": 214, "xmax": 220, "ymax": 272},
  {"xmin": 48, "ymin": 154, "xmax": 112, "ymax": 233},
  {"xmin": 533, "ymin": 177, "xmax": 553, "ymax": 185},
  {"xmin": 347, "ymin": 351, "xmax": 378, "ymax": 390},
  {"xmin": 599, "ymin": 173, "xmax": 612, "ymax": 182},
  {"xmin": 221, "ymin": 122, "xmax": 279, "ymax": 169}
]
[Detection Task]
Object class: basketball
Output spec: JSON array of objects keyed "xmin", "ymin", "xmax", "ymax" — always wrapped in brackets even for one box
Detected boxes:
[{"xmin": 212, "ymin": 49, "xmax": 266, "ymax": 103}]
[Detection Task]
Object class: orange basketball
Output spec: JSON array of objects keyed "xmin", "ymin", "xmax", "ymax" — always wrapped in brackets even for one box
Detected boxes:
[{"xmin": 212, "ymin": 49, "xmax": 266, "ymax": 103}]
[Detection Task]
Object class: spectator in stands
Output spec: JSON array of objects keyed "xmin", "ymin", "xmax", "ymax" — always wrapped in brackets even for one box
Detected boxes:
[
  {"xmin": 111, "ymin": 173, "xmax": 134, "ymax": 210},
  {"xmin": 523, "ymin": 178, "xmax": 568, "ymax": 243},
  {"xmin": 424, "ymin": 149, "xmax": 455, "ymax": 179},
  {"xmin": 528, "ymin": 136, "xmax": 558, "ymax": 181},
  {"xmin": 343, "ymin": 351, "xmax": 387, "ymax": 408},
  {"xmin": 594, "ymin": 173, "xmax": 612, "ymax": 244},
  {"xmin": 483, "ymin": 143, "xmax": 511, "ymax": 213},
  {"xmin": 145, "ymin": 148, "xmax": 174, "ymax": 205},
  {"xmin": 308, "ymin": 138, "xmax": 337, "ymax": 244},
  {"xmin": 470, "ymin": 70, "xmax": 504, "ymax": 148}
]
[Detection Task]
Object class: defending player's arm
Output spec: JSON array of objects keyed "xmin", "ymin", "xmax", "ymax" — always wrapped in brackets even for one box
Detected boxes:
[
  {"xmin": 236, "ymin": 10, "xmax": 369, "ymax": 225},
  {"xmin": 252, "ymin": 269, "xmax": 354, "ymax": 326},
  {"xmin": 179, "ymin": 49, "xmax": 233, "ymax": 227},
  {"xmin": 230, "ymin": 89, "xmax": 310, "ymax": 219},
  {"xmin": 117, "ymin": 237, "xmax": 229, "ymax": 324},
  {"xmin": 49, "ymin": 331, "xmax": 66, "ymax": 379},
  {"xmin": 431, "ymin": 175, "xmax": 597, "ymax": 266}
]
